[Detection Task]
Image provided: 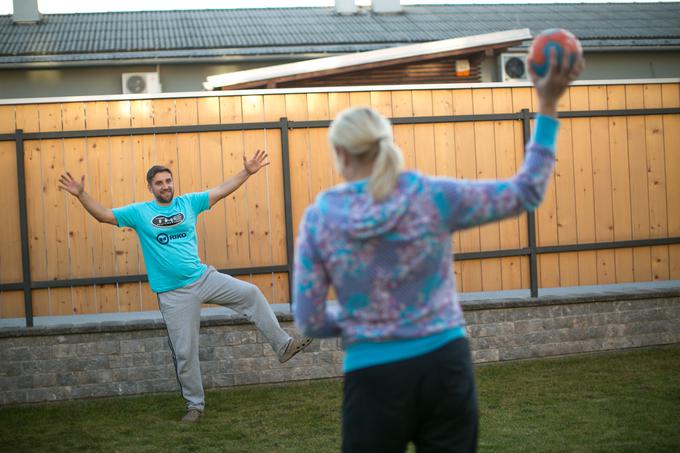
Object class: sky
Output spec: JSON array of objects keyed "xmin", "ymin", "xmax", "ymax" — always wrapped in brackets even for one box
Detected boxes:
[{"xmin": 1, "ymin": 0, "xmax": 677, "ymax": 14}]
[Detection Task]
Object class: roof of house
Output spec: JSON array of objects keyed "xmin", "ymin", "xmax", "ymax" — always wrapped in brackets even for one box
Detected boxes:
[{"xmin": 1, "ymin": 3, "xmax": 679, "ymax": 66}]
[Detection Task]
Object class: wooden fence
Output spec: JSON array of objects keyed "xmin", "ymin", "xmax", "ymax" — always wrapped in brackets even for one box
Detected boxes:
[{"xmin": 0, "ymin": 81, "xmax": 678, "ymax": 324}]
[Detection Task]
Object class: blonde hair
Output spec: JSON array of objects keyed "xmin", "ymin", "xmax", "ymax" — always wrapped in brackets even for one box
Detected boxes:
[{"xmin": 328, "ymin": 107, "xmax": 404, "ymax": 201}]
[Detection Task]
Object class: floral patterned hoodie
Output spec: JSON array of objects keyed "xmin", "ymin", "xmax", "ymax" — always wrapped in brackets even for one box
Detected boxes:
[{"xmin": 293, "ymin": 116, "xmax": 558, "ymax": 348}]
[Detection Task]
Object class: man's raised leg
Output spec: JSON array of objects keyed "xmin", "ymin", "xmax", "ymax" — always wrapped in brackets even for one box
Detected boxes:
[{"xmin": 197, "ymin": 267, "xmax": 311, "ymax": 360}]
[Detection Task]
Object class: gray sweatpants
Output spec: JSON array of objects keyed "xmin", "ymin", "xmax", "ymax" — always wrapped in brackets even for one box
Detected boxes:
[{"xmin": 158, "ymin": 266, "xmax": 291, "ymax": 411}]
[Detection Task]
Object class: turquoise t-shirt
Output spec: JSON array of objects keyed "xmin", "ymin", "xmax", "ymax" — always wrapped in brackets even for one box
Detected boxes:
[{"xmin": 112, "ymin": 192, "xmax": 210, "ymax": 293}]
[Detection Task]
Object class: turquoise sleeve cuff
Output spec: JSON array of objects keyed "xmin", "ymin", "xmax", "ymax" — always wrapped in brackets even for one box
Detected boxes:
[{"xmin": 533, "ymin": 114, "xmax": 560, "ymax": 149}]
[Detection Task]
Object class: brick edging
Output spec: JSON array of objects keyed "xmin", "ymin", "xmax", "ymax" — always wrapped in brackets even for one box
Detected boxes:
[{"xmin": 2, "ymin": 288, "xmax": 677, "ymax": 339}]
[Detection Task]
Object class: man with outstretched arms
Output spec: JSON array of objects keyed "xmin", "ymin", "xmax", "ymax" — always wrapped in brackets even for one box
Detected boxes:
[{"xmin": 59, "ymin": 149, "xmax": 312, "ymax": 422}]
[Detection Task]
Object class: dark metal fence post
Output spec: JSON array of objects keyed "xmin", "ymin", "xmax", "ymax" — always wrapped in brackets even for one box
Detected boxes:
[
  {"xmin": 520, "ymin": 109, "xmax": 539, "ymax": 298},
  {"xmin": 279, "ymin": 118, "xmax": 295, "ymax": 305},
  {"xmin": 15, "ymin": 130, "xmax": 34, "ymax": 326}
]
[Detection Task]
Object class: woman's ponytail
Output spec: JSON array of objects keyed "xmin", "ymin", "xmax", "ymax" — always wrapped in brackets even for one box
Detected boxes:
[{"xmin": 369, "ymin": 136, "xmax": 403, "ymax": 201}]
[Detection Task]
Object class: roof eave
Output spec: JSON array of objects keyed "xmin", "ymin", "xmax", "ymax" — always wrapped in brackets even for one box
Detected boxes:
[{"xmin": 204, "ymin": 28, "xmax": 532, "ymax": 90}]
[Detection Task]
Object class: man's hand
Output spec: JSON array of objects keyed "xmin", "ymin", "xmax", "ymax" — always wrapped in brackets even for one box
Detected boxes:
[
  {"xmin": 243, "ymin": 149, "xmax": 270, "ymax": 175},
  {"xmin": 59, "ymin": 172, "xmax": 85, "ymax": 197},
  {"xmin": 530, "ymin": 49, "xmax": 585, "ymax": 117},
  {"xmin": 58, "ymin": 172, "xmax": 116, "ymax": 224}
]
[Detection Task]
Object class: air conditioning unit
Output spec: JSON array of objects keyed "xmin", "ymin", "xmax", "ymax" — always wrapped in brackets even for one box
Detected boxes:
[
  {"xmin": 122, "ymin": 72, "xmax": 162, "ymax": 94},
  {"xmin": 499, "ymin": 53, "xmax": 529, "ymax": 82}
]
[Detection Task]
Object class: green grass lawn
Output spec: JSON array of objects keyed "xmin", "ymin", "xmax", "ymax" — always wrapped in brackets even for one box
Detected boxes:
[{"xmin": 2, "ymin": 345, "xmax": 679, "ymax": 452}]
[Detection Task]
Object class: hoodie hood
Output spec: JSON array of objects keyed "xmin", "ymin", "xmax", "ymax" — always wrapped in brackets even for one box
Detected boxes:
[{"xmin": 316, "ymin": 171, "xmax": 423, "ymax": 239}]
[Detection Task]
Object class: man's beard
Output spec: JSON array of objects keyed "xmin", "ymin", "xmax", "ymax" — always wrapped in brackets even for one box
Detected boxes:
[{"xmin": 155, "ymin": 189, "xmax": 173, "ymax": 203}]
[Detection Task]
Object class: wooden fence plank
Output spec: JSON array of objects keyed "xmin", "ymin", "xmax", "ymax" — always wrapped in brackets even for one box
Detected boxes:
[
  {"xmin": 197, "ymin": 125, "xmax": 228, "ymax": 270},
  {"xmin": 307, "ymin": 93, "xmax": 334, "ymax": 204},
  {"xmin": 176, "ymin": 98, "xmax": 206, "ymax": 264},
  {"xmin": 661, "ymin": 84, "xmax": 680, "ymax": 279},
  {"xmin": 32, "ymin": 289, "xmax": 50, "ymax": 316},
  {"xmin": 569, "ymin": 86, "xmax": 598, "ymax": 285},
  {"xmin": 625, "ymin": 86, "xmax": 653, "ymax": 282},
  {"xmin": 0, "ymin": 105, "xmax": 15, "ymax": 133},
  {"xmin": 130, "ymin": 100, "xmax": 154, "ymax": 128},
  {"xmin": 391, "ymin": 91, "xmax": 416, "ymax": 170},
  {"xmin": 220, "ymin": 97, "xmax": 250, "ymax": 267},
  {"xmin": 140, "ymin": 282, "xmax": 157, "ymax": 312},
  {"xmin": 472, "ymin": 88, "xmax": 502, "ymax": 291},
  {"xmin": 552, "ymin": 91, "xmax": 579, "ymax": 287},
  {"xmin": 94, "ymin": 284, "xmax": 118, "ymax": 314},
  {"xmin": 431, "ymin": 90, "xmax": 463, "ymax": 289},
  {"xmin": 0, "ymin": 106, "xmax": 22, "ymax": 286},
  {"xmin": 153, "ymin": 100, "xmax": 180, "ymax": 170},
  {"xmin": 152, "ymin": 99, "xmax": 175, "ymax": 127},
  {"xmin": 272, "ymin": 272, "xmax": 289, "ymax": 305},
  {"xmin": 250, "ymin": 274, "xmax": 274, "ymax": 305},
  {"xmin": 38, "ymin": 104, "xmax": 74, "ymax": 315},
  {"xmin": 242, "ymin": 95, "xmax": 272, "ymax": 268},
  {"xmin": 286, "ymin": 94, "xmax": 311, "ymax": 240},
  {"xmin": 108, "ymin": 100, "xmax": 140, "ymax": 312},
  {"xmin": 452, "ymin": 88, "xmax": 482, "ymax": 292},
  {"xmin": 130, "ymin": 101, "xmax": 155, "ymax": 282},
  {"xmin": 643, "ymin": 85, "xmax": 670, "ymax": 281},
  {"xmin": 0, "ymin": 291, "xmax": 25, "ymax": 319},
  {"xmin": 349, "ymin": 91, "xmax": 371, "ymax": 108},
  {"xmin": 63, "ymin": 103, "xmax": 97, "ymax": 314},
  {"xmin": 263, "ymin": 95, "xmax": 287, "ymax": 268},
  {"xmin": 263, "ymin": 94, "xmax": 288, "ymax": 303},
  {"xmin": 15, "ymin": 104, "xmax": 40, "ymax": 132},
  {"xmin": 412, "ymin": 91, "xmax": 438, "ymax": 176},
  {"xmin": 588, "ymin": 86, "xmax": 616, "ymax": 284},
  {"xmin": 328, "ymin": 92, "xmax": 350, "ymax": 186},
  {"xmin": 606, "ymin": 86, "xmax": 635, "ymax": 282},
  {"xmin": 115, "ymin": 100, "xmax": 146, "ymax": 314},
  {"xmin": 197, "ymin": 97, "xmax": 229, "ymax": 270},
  {"xmin": 85, "ymin": 102, "xmax": 118, "ymax": 313},
  {"xmin": 370, "ymin": 91, "xmax": 393, "ymax": 119},
  {"xmin": 222, "ymin": 130, "xmax": 250, "ymax": 268}
]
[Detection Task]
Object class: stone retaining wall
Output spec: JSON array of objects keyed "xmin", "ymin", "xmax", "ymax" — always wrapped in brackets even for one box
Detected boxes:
[{"xmin": 1, "ymin": 288, "xmax": 678, "ymax": 406}]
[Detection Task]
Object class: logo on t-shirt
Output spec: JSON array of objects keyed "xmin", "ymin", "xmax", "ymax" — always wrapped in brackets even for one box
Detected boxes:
[
  {"xmin": 151, "ymin": 213, "xmax": 185, "ymax": 228},
  {"xmin": 156, "ymin": 232, "xmax": 187, "ymax": 245}
]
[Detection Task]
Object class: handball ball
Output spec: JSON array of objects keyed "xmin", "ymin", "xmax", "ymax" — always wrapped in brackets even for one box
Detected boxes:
[{"xmin": 528, "ymin": 28, "xmax": 582, "ymax": 78}]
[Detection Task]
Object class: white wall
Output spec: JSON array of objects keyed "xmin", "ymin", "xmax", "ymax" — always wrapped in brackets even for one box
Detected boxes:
[{"xmin": 1, "ymin": 51, "xmax": 679, "ymax": 99}]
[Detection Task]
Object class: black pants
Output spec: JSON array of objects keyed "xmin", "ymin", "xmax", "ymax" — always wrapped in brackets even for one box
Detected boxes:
[{"xmin": 342, "ymin": 337, "xmax": 478, "ymax": 453}]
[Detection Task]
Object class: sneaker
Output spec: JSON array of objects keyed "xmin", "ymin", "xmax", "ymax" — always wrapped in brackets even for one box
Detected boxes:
[
  {"xmin": 278, "ymin": 337, "xmax": 313, "ymax": 363},
  {"xmin": 181, "ymin": 408, "xmax": 202, "ymax": 423}
]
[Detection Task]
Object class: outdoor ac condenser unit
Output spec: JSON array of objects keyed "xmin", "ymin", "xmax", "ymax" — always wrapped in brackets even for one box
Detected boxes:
[
  {"xmin": 122, "ymin": 72, "xmax": 162, "ymax": 94},
  {"xmin": 499, "ymin": 53, "xmax": 529, "ymax": 82}
]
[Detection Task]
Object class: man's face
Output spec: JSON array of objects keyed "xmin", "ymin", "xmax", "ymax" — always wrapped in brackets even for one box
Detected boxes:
[{"xmin": 149, "ymin": 171, "xmax": 174, "ymax": 204}]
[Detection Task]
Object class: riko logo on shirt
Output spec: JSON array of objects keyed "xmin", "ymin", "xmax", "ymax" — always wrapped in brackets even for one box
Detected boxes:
[
  {"xmin": 156, "ymin": 232, "xmax": 187, "ymax": 245},
  {"xmin": 151, "ymin": 213, "xmax": 185, "ymax": 228}
]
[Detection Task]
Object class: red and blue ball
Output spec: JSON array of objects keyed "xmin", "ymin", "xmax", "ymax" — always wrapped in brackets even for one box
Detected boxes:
[{"xmin": 528, "ymin": 29, "xmax": 583, "ymax": 78}]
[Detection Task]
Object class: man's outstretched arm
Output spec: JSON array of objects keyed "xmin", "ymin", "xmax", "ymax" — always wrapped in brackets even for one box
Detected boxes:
[
  {"xmin": 59, "ymin": 172, "xmax": 117, "ymax": 225},
  {"xmin": 208, "ymin": 149, "xmax": 270, "ymax": 208}
]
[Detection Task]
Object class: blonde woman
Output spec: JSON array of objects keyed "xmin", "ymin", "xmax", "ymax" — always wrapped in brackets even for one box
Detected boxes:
[{"xmin": 293, "ymin": 52, "xmax": 583, "ymax": 452}]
